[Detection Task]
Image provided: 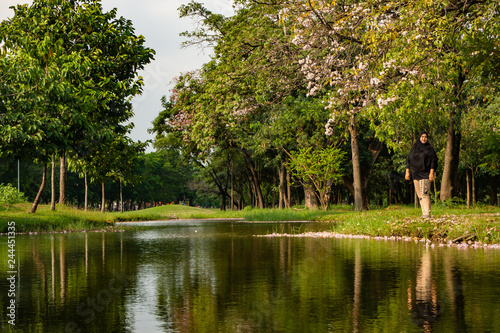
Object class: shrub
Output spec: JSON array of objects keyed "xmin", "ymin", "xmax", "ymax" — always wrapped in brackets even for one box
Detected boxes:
[{"xmin": 0, "ymin": 183, "xmax": 26, "ymax": 208}]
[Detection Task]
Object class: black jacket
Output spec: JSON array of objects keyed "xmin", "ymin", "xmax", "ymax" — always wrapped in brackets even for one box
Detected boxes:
[{"xmin": 406, "ymin": 138, "xmax": 438, "ymax": 180}]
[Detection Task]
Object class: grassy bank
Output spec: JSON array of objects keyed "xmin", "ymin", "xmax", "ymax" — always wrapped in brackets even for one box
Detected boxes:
[
  {"xmin": 1, "ymin": 203, "xmax": 500, "ymax": 245},
  {"xmin": 0, "ymin": 203, "xmax": 218, "ymax": 233},
  {"xmin": 0, "ymin": 203, "xmax": 116, "ymax": 233},
  {"xmin": 318, "ymin": 205, "xmax": 500, "ymax": 245}
]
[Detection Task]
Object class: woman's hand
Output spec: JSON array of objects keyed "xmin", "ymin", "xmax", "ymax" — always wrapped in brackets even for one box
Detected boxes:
[
  {"xmin": 429, "ymin": 169, "xmax": 435, "ymax": 182},
  {"xmin": 405, "ymin": 169, "xmax": 410, "ymax": 181}
]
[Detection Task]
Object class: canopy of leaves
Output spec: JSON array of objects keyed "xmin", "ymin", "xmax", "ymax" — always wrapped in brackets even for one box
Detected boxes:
[{"xmin": 0, "ymin": 0, "xmax": 154, "ymax": 162}]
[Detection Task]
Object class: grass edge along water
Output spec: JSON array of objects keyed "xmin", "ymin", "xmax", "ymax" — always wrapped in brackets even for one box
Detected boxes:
[{"xmin": 1, "ymin": 203, "xmax": 500, "ymax": 245}]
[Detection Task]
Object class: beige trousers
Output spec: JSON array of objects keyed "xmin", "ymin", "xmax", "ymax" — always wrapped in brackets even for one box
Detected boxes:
[{"xmin": 414, "ymin": 179, "xmax": 431, "ymax": 217}]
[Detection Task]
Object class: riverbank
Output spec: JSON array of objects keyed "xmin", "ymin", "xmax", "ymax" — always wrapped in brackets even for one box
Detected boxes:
[{"xmin": 1, "ymin": 203, "xmax": 499, "ymax": 245}]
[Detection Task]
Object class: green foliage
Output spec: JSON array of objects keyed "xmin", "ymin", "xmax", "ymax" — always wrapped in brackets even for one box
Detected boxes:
[
  {"xmin": 131, "ymin": 149, "xmax": 195, "ymax": 204},
  {"xmin": 288, "ymin": 146, "xmax": 346, "ymax": 210},
  {"xmin": 288, "ymin": 146, "xmax": 346, "ymax": 185},
  {"xmin": 5, "ymin": 0, "xmax": 500, "ymax": 211},
  {"xmin": 0, "ymin": 183, "xmax": 26, "ymax": 207},
  {"xmin": 0, "ymin": 0, "xmax": 154, "ymax": 212},
  {"xmin": 436, "ymin": 197, "xmax": 467, "ymax": 208}
]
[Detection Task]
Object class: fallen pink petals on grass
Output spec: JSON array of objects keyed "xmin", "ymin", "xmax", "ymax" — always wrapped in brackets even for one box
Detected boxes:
[{"xmin": 256, "ymin": 231, "xmax": 500, "ymax": 250}]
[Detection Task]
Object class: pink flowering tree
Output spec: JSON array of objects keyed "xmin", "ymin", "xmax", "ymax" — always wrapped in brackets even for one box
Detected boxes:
[
  {"xmin": 280, "ymin": 0, "xmax": 400, "ymax": 210},
  {"xmin": 280, "ymin": 0, "xmax": 500, "ymax": 207},
  {"xmin": 368, "ymin": 0, "xmax": 500, "ymax": 201}
]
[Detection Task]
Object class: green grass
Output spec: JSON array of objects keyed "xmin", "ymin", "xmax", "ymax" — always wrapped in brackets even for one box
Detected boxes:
[
  {"xmin": 1, "ymin": 203, "xmax": 500, "ymax": 245},
  {"xmin": 0, "ymin": 203, "xmax": 115, "ymax": 233},
  {"xmin": 316, "ymin": 205, "xmax": 500, "ymax": 245},
  {"xmin": 114, "ymin": 204, "xmax": 225, "ymax": 221}
]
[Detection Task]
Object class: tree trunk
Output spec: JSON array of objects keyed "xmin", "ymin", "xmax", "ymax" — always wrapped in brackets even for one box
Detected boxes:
[
  {"xmin": 271, "ymin": 171, "xmax": 276, "ymax": 209},
  {"xmin": 59, "ymin": 155, "xmax": 67, "ymax": 205},
  {"xmin": 84, "ymin": 172, "xmax": 88, "ymax": 211},
  {"xmin": 466, "ymin": 169, "xmax": 471, "ymax": 209},
  {"xmin": 440, "ymin": 109, "xmax": 461, "ymax": 202},
  {"xmin": 361, "ymin": 138, "xmax": 382, "ymax": 210},
  {"xmin": 472, "ymin": 168, "xmax": 476, "ymax": 207},
  {"xmin": 278, "ymin": 163, "xmax": 286, "ymax": 209},
  {"xmin": 240, "ymin": 148, "xmax": 264, "ymax": 209},
  {"xmin": 249, "ymin": 176, "xmax": 256, "ymax": 208},
  {"xmin": 120, "ymin": 179, "xmax": 123, "ymax": 212},
  {"xmin": 490, "ymin": 178, "xmax": 498, "ymax": 206},
  {"xmin": 101, "ymin": 182, "xmax": 105, "ymax": 213},
  {"xmin": 231, "ymin": 162, "xmax": 234, "ymax": 210},
  {"xmin": 349, "ymin": 115, "xmax": 363, "ymax": 212},
  {"xmin": 51, "ymin": 154, "xmax": 56, "ymax": 211},
  {"xmin": 221, "ymin": 191, "xmax": 227, "ymax": 211},
  {"xmin": 286, "ymin": 163, "xmax": 292, "ymax": 208},
  {"xmin": 30, "ymin": 164, "xmax": 47, "ymax": 214},
  {"xmin": 303, "ymin": 180, "xmax": 319, "ymax": 210}
]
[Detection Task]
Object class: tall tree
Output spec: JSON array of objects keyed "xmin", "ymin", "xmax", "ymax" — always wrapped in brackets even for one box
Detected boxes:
[{"xmin": 79, "ymin": 133, "xmax": 146, "ymax": 213}]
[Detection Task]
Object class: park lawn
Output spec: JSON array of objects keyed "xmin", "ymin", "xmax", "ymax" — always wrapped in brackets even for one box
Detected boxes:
[
  {"xmin": 114, "ymin": 204, "xmax": 227, "ymax": 221},
  {"xmin": 1, "ymin": 202, "xmax": 500, "ymax": 245},
  {"xmin": 0, "ymin": 203, "xmax": 219, "ymax": 233}
]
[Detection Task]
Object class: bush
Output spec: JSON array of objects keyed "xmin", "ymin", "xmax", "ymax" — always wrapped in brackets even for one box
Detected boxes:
[{"xmin": 0, "ymin": 183, "xmax": 26, "ymax": 208}]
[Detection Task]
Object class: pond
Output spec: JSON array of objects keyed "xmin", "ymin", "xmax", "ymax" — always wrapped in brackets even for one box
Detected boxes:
[{"xmin": 1, "ymin": 220, "xmax": 500, "ymax": 332}]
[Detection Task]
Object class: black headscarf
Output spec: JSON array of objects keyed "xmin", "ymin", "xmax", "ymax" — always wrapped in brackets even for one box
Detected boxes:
[
  {"xmin": 413, "ymin": 131, "xmax": 430, "ymax": 150},
  {"xmin": 407, "ymin": 131, "xmax": 437, "ymax": 175}
]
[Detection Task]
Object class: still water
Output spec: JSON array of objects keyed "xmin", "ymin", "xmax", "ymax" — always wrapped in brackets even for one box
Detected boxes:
[{"xmin": 1, "ymin": 220, "xmax": 500, "ymax": 332}]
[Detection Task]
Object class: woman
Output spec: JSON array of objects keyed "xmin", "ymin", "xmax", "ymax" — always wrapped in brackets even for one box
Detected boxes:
[{"xmin": 405, "ymin": 131, "xmax": 438, "ymax": 218}]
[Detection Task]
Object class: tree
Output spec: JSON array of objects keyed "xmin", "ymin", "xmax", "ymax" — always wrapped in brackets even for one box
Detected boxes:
[
  {"xmin": 460, "ymin": 93, "xmax": 500, "ymax": 206},
  {"xmin": 80, "ymin": 126, "xmax": 147, "ymax": 212},
  {"xmin": 130, "ymin": 150, "xmax": 194, "ymax": 206},
  {"xmin": 154, "ymin": 1, "xmax": 310, "ymax": 209},
  {"xmin": 265, "ymin": 93, "xmax": 344, "ymax": 208},
  {"xmin": 288, "ymin": 146, "xmax": 346, "ymax": 211},
  {"xmin": 380, "ymin": 0, "xmax": 500, "ymax": 201},
  {"xmin": 0, "ymin": 0, "xmax": 154, "ymax": 212},
  {"xmin": 280, "ymin": 0, "xmax": 500, "ymax": 207},
  {"xmin": 279, "ymin": 0, "xmax": 397, "ymax": 211}
]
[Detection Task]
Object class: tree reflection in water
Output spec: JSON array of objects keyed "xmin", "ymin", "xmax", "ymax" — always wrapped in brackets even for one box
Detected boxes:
[{"xmin": 1, "ymin": 223, "xmax": 500, "ymax": 333}]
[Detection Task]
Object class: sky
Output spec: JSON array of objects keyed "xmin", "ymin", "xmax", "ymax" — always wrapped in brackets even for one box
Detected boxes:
[{"xmin": 0, "ymin": 0, "xmax": 235, "ymax": 152}]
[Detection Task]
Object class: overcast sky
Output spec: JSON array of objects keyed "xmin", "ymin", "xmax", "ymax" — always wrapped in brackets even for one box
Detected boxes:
[{"xmin": 0, "ymin": 0, "xmax": 235, "ymax": 152}]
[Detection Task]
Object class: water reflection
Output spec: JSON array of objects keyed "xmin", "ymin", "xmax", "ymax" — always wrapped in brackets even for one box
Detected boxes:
[
  {"xmin": 1, "ymin": 222, "xmax": 500, "ymax": 332},
  {"xmin": 410, "ymin": 250, "xmax": 440, "ymax": 331}
]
